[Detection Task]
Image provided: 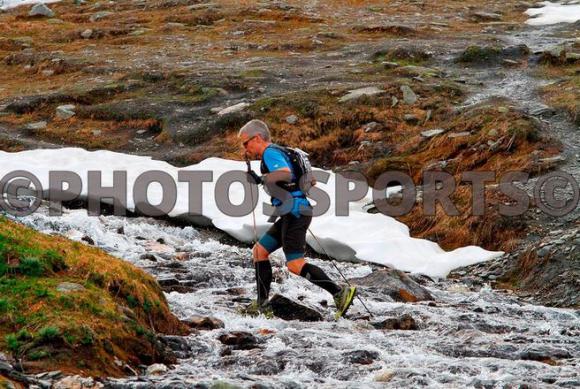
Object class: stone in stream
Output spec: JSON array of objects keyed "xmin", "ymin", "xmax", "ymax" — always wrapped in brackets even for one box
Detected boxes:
[
  {"xmin": 269, "ymin": 294, "xmax": 323, "ymax": 322},
  {"xmin": 146, "ymin": 363, "xmax": 168, "ymax": 376},
  {"xmin": 218, "ymin": 331, "xmax": 260, "ymax": 350},
  {"xmin": 349, "ymin": 269, "xmax": 433, "ymax": 302},
  {"xmin": 343, "ymin": 349, "xmax": 379, "ymax": 365},
  {"xmin": 29, "ymin": 4, "xmax": 55, "ymax": 18},
  {"xmin": 372, "ymin": 314, "xmax": 418, "ymax": 330},
  {"xmin": 184, "ymin": 315, "xmax": 225, "ymax": 330}
]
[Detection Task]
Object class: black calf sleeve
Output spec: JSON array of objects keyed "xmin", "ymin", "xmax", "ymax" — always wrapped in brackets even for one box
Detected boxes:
[
  {"xmin": 255, "ymin": 260, "xmax": 272, "ymax": 305},
  {"xmin": 299, "ymin": 263, "xmax": 342, "ymax": 296}
]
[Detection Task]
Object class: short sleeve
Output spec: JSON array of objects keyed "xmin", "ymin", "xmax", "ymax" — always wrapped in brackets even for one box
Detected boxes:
[{"xmin": 263, "ymin": 147, "xmax": 291, "ymax": 172}]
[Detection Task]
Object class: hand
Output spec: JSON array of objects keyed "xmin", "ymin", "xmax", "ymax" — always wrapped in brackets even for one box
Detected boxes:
[{"xmin": 246, "ymin": 170, "xmax": 262, "ymax": 185}]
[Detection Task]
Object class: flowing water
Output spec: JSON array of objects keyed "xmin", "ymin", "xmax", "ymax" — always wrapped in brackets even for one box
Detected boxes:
[{"xmin": 9, "ymin": 206, "xmax": 579, "ymax": 388}]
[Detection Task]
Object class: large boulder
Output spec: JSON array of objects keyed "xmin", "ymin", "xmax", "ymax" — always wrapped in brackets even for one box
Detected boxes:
[
  {"xmin": 29, "ymin": 4, "xmax": 55, "ymax": 18},
  {"xmin": 349, "ymin": 269, "xmax": 433, "ymax": 302},
  {"xmin": 269, "ymin": 294, "xmax": 323, "ymax": 322}
]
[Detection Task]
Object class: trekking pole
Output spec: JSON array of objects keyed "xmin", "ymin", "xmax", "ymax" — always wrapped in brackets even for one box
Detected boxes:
[{"xmin": 307, "ymin": 228, "xmax": 373, "ymax": 318}]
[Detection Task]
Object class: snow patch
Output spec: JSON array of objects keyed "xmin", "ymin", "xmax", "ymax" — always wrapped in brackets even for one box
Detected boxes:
[
  {"xmin": 0, "ymin": 0, "xmax": 60, "ymax": 11},
  {"xmin": 525, "ymin": 1, "xmax": 580, "ymax": 25},
  {"xmin": 0, "ymin": 147, "xmax": 503, "ymax": 277}
]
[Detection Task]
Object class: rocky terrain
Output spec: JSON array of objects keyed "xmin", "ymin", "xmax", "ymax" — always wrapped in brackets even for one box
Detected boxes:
[{"xmin": 0, "ymin": 0, "xmax": 579, "ymax": 386}]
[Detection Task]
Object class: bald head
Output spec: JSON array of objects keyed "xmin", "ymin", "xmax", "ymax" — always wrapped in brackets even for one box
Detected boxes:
[{"xmin": 238, "ymin": 119, "xmax": 271, "ymax": 142}]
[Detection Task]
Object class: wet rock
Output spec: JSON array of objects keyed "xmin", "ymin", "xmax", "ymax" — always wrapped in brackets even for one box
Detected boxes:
[
  {"xmin": 56, "ymin": 104, "xmax": 76, "ymax": 120},
  {"xmin": 339, "ymin": 86, "xmax": 384, "ymax": 103},
  {"xmin": 56, "ymin": 282, "xmax": 85, "ymax": 293},
  {"xmin": 372, "ymin": 314, "xmax": 418, "ymax": 330},
  {"xmin": 90, "ymin": 11, "xmax": 113, "ymax": 22},
  {"xmin": 285, "ymin": 114, "xmax": 298, "ymax": 125},
  {"xmin": 343, "ymin": 350, "xmax": 379, "ymax": 365},
  {"xmin": 23, "ymin": 121, "xmax": 47, "ymax": 131},
  {"xmin": 159, "ymin": 335, "xmax": 191, "ymax": 358},
  {"xmin": 519, "ymin": 346, "xmax": 572, "ymax": 362},
  {"xmin": 146, "ymin": 363, "xmax": 168, "ymax": 376},
  {"xmin": 349, "ymin": 269, "xmax": 433, "ymax": 302},
  {"xmin": 421, "ymin": 128, "xmax": 445, "ymax": 138},
  {"xmin": 269, "ymin": 294, "xmax": 323, "ymax": 322},
  {"xmin": 217, "ymin": 102, "xmax": 249, "ymax": 116},
  {"xmin": 470, "ymin": 12, "xmax": 502, "ymax": 22},
  {"xmin": 53, "ymin": 375, "xmax": 103, "ymax": 388},
  {"xmin": 29, "ymin": 3, "xmax": 55, "ymax": 18},
  {"xmin": 81, "ymin": 235, "xmax": 95, "ymax": 245},
  {"xmin": 400, "ymin": 85, "xmax": 417, "ymax": 105},
  {"xmin": 218, "ymin": 331, "xmax": 259, "ymax": 350},
  {"xmin": 374, "ymin": 369, "xmax": 396, "ymax": 382},
  {"xmin": 184, "ymin": 315, "xmax": 225, "ymax": 330}
]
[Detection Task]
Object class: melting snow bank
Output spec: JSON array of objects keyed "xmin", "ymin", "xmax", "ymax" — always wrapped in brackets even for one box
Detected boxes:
[
  {"xmin": 0, "ymin": 0, "xmax": 60, "ymax": 11},
  {"xmin": 525, "ymin": 1, "xmax": 580, "ymax": 25},
  {"xmin": 0, "ymin": 147, "xmax": 503, "ymax": 277}
]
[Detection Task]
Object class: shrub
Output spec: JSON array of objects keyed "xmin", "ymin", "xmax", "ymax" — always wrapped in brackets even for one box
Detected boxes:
[
  {"xmin": 18, "ymin": 257, "xmax": 45, "ymax": 277},
  {"xmin": 38, "ymin": 326, "xmax": 60, "ymax": 342}
]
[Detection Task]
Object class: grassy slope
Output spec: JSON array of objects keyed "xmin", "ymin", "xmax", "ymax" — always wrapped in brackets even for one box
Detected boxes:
[{"xmin": 0, "ymin": 216, "xmax": 188, "ymax": 378}]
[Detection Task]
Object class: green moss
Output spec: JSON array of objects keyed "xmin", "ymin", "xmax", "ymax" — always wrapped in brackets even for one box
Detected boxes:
[
  {"xmin": 0, "ymin": 217, "xmax": 187, "ymax": 376},
  {"xmin": 457, "ymin": 45, "xmax": 502, "ymax": 63}
]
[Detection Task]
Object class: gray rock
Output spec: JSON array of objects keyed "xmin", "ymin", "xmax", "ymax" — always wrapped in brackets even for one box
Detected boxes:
[
  {"xmin": 372, "ymin": 314, "xmax": 418, "ymax": 330},
  {"xmin": 349, "ymin": 269, "xmax": 433, "ymax": 302},
  {"xmin": 488, "ymin": 128, "xmax": 499, "ymax": 137},
  {"xmin": 383, "ymin": 61, "xmax": 399, "ymax": 69},
  {"xmin": 184, "ymin": 315, "xmax": 225, "ymax": 330},
  {"xmin": 269, "ymin": 294, "xmax": 323, "ymax": 322},
  {"xmin": 343, "ymin": 350, "xmax": 379, "ymax": 365},
  {"xmin": 217, "ymin": 102, "xmax": 249, "ymax": 116},
  {"xmin": 56, "ymin": 282, "xmax": 85, "ymax": 293},
  {"xmin": 339, "ymin": 86, "xmax": 384, "ymax": 102},
  {"xmin": 364, "ymin": 122, "xmax": 382, "ymax": 132},
  {"xmin": 285, "ymin": 114, "xmax": 299, "ymax": 125},
  {"xmin": 218, "ymin": 331, "xmax": 259, "ymax": 350},
  {"xmin": 421, "ymin": 128, "xmax": 445, "ymax": 138},
  {"xmin": 448, "ymin": 131, "xmax": 470, "ymax": 138},
  {"xmin": 29, "ymin": 3, "xmax": 55, "ymax": 18},
  {"xmin": 24, "ymin": 121, "xmax": 47, "ymax": 131},
  {"xmin": 56, "ymin": 104, "xmax": 76, "ymax": 120},
  {"xmin": 403, "ymin": 114, "xmax": 419, "ymax": 124},
  {"xmin": 470, "ymin": 11, "xmax": 502, "ymax": 22},
  {"xmin": 89, "ymin": 11, "xmax": 113, "ymax": 22},
  {"xmin": 81, "ymin": 29, "xmax": 93, "ymax": 39},
  {"xmin": 400, "ymin": 85, "xmax": 417, "ymax": 105},
  {"xmin": 146, "ymin": 363, "xmax": 168, "ymax": 376}
]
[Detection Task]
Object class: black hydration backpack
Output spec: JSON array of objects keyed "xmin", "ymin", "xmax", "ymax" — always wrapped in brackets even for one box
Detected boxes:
[{"xmin": 260, "ymin": 144, "xmax": 316, "ymax": 195}]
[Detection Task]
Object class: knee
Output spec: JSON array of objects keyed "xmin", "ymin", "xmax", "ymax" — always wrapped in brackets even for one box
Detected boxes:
[
  {"xmin": 286, "ymin": 258, "xmax": 306, "ymax": 275},
  {"xmin": 252, "ymin": 243, "xmax": 270, "ymax": 263}
]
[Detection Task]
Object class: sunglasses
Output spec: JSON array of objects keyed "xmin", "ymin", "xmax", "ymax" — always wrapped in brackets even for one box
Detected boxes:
[{"xmin": 242, "ymin": 136, "xmax": 257, "ymax": 148}]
